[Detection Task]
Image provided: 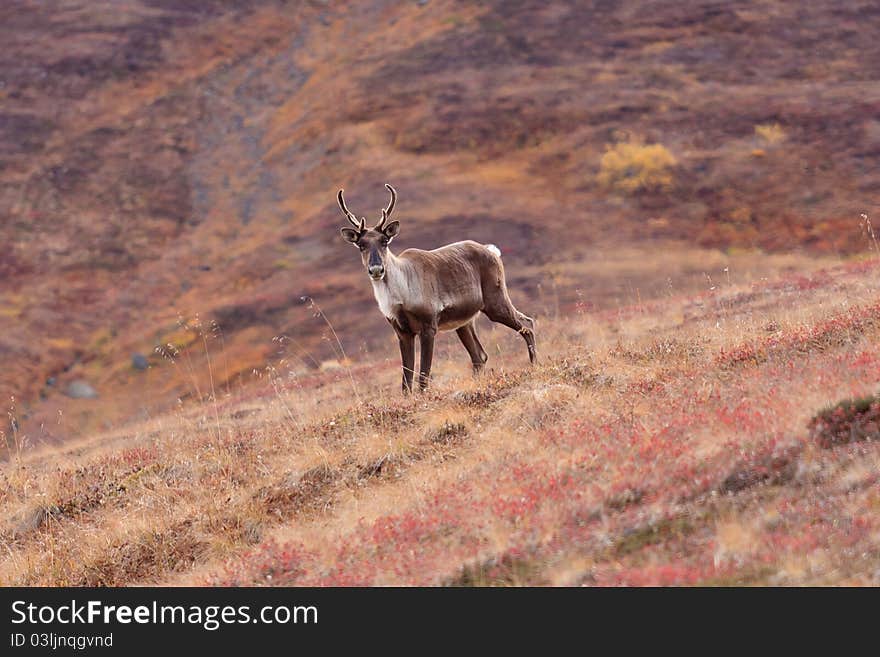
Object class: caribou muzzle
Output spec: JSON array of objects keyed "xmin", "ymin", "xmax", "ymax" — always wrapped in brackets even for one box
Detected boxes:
[{"xmin": 368, "ymin": 247, "xmax": 386, "ymax": 280}]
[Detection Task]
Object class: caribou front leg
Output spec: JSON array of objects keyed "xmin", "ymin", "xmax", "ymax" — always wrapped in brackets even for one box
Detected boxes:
[
  {"xmin": 418, "ymin": 325, "xmax": 436, "ymax": 391},
  {"xmin": 393, "ymin": 326, "xmax": 416, "ymax": 394}
]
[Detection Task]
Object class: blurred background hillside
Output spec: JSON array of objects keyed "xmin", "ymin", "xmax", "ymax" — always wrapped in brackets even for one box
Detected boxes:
[{"xmin": 2, "ymin": 0, "xmax": 878, "ymax": 445}]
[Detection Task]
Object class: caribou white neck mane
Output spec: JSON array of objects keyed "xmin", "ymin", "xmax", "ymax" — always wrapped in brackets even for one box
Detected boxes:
[{"xmin": 370, "ymin": 251, "xmax": 413, "ymax": 320}]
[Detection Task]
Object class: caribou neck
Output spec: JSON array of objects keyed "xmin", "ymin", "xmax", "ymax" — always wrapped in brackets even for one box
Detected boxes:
[
  {"xmin": 370, "ymin": 249, "xmax": 413, "ymax": 320},
  {"xmin": 375, "ymin": 249, "xmax": 404, "ymax": 287}
]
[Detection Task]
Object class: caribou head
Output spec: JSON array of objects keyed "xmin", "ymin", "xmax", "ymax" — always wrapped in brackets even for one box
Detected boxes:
[{"xmin": 338, "ymin": 184, "xmax": 400, "ymax": 281}]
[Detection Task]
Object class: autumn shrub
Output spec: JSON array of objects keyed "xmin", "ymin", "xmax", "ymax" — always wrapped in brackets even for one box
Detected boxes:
[
  {"xmin": 755, "ymin": 122, "xmax": 786, "ymax": 145},
  {"xmin": 597, "ymin": 136, "xmax": 676, "ymax": 194},
  {"xmin": 809, "ymin": 394, "xmax": 880, "ymax": 448}
]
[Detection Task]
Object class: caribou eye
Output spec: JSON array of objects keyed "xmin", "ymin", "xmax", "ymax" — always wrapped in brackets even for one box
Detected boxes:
[
  {"xmin": 358, "ymin": 244, "xmax": 366, "ymax": 251},
  {"xmin": 381, "ymin": 237, "xmax": 389, "ymax": 246}
]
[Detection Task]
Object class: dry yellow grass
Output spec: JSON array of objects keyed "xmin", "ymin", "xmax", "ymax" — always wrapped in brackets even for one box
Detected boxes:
[{"xmin": 2, "ymin": 253, "xmax": 879, "ymax": 586}]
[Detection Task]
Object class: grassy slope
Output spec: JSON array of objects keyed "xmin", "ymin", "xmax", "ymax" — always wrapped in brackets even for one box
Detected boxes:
[
  {"xmin": 2, "ymin": 255, "xmax": 879, "ymax": 586},
  {"xmin": 2, "ymin": 0, "xmax": 880, "ymax": 443}
]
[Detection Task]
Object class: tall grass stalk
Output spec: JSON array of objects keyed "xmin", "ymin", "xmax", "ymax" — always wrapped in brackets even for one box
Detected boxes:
[{"xmin": 302, "ymin": 296, "xmax": 361, "ymax": 403}]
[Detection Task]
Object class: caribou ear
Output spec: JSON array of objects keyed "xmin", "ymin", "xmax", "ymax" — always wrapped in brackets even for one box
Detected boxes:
[
  {"xmin": 382, "ymin": 221, "xmax": 400, "ymax": 240},
  {"xmin": 340, "ymin": 227, "xmax": 360, "ymax": 243}
]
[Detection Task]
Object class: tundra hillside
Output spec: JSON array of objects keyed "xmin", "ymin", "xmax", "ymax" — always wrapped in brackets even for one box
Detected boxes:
[
  {"xmin": 1, "ymin": 256, "xmax": 879, "ymax": 585},
  {"xmin": 2, "ymin": 0, "xmax": 879, "ymax": 442}
]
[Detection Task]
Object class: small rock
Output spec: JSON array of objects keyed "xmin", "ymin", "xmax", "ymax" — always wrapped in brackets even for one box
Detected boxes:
[
  {"xmin": 13, "ymin": 506, "xmax": 50, "ymax": 537},
  {"xmin": 45, "ymin": 376, "xmax": 56, "ymax": 387},
  {"xmin": 132, "ymin": 353, "xmax": 149, "ymax": 371},
  {"xmin": 65, "ymin": 380, "xmax": 98, "ymax": 399}
]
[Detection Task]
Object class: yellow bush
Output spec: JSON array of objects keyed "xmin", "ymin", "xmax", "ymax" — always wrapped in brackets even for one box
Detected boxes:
[
  {"xmin": 755, "ymin": 123, "xmax": 786, "ymax": 145},
  {"xmin": 598, "ymin": 137, "xmax": 677, "ymax": 193}
]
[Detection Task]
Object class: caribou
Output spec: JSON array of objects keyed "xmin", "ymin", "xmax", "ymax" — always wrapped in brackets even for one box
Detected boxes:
[{"xmin": 338, "ymin": 184, "xmax": 536, "ymax": 392}]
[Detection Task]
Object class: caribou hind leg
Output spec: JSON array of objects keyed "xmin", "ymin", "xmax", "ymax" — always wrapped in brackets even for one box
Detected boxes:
[
  {"xmin": 456, "ymin": 321, "xmax": 488, "ymax": 373},
  {"xmin": 482, "ymin": 296, "xmax": 537, "ymax": 364}
]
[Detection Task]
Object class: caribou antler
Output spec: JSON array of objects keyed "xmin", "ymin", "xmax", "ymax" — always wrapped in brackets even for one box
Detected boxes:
[
  {"xmin": 376, "ymin": 183, "xmax": 397, "ymax": 230},
  {"xmin": 338, "ymin": 189, "xmax": 365, "ymax": 232}
]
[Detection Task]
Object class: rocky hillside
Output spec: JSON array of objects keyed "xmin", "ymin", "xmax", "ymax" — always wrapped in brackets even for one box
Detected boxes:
[{"xmin": 2, "ymin": 0, "xmax": 879, "ymax": 444}]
